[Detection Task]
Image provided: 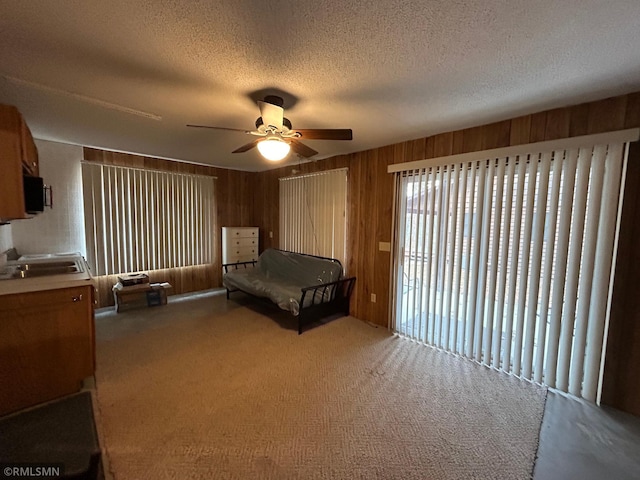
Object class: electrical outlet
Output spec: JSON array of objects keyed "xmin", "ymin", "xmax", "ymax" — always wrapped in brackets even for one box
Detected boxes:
[
  {"xmin": 269, "ymin": 231, "xmax": 273, "ymax": 238},
  {"xmin": 371, "ymin": 293, "xmax": 377, "ymax": 303}
]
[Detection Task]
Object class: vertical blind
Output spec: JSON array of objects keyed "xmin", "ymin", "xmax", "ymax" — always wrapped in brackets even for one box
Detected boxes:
[
  {"xmin": 279, "ymin": 168, "xmax": 348, "ymax": 268},
  {"xmin": 82, "ymin": 163, "xmax": 215, "ymax": 276},
  {"xmin": 390, "ymin": 134, "xmax": 634, "ymax": 402}
]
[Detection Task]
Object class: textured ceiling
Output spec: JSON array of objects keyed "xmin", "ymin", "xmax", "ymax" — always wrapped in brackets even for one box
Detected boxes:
[{"xmin": 1, "ymin": 1, "xmax": 640, "ymax": 171}]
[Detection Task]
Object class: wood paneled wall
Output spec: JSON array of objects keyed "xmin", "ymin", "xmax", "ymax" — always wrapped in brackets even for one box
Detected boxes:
[
  {"xmin": 83, "ymin": 148, "xmax": 255, "ymax": 307},
  {"xmin": 252, "ymin": 92, "xmax": 640, "ymax": 415},
  {"xmin": 603, "ymin": 142, "xmax": 640, "ymax": 416}
]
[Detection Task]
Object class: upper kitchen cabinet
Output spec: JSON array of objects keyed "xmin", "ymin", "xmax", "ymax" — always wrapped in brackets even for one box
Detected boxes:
[
  {"xmin": 20, "ymin": 115, "xmax": 39, "ymax": 176},
  {"xmin": 0, "ymin": 104, "xmax": 40, "ymax": 221}
]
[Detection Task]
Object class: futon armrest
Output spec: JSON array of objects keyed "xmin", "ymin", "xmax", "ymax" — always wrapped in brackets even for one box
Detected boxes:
[
  {"xmin": 299, "ymin": 276, "xmax": 356, "ymax": 307},
  {"xmin": 222, "ymin": 260, "xmax": 257, "ymax": 274}
]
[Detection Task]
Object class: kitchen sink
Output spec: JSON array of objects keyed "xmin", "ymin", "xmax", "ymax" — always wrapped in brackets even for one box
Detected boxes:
[
  {"xmin": 0, "ymin": 257, "xmax": 86, "ymax": 280},
  {"xmin": 12, "ymin": 266, "xmax": 79, "ymax": 278},
  {"xmin": 17, "ymin": 261, "xmax": 77, "ymax": 271},
  {"xmin": 18, "ymin": 253, "xmax": 81, "ymax": 260}
]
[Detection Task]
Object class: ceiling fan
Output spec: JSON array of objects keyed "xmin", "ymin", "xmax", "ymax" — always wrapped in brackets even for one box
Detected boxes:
[{"xmin": 187, "ymin": 95, "xmax": 353, "ymax": 161}]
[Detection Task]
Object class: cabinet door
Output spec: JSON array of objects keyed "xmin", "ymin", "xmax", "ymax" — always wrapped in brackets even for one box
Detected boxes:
[
  {"xmin": 0, "ymin": 105, "xmax": 27, "ymax": 220},
  {"xmin": 20, "ymin": 116, "xmax": 39, "ymax": 176},
  {"xmin": 0, "ymin": 286, "xmax": 94, "ymax": 416}
]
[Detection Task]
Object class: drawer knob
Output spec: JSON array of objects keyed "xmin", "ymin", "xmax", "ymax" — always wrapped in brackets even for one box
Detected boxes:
[{"xmin": 72, "ymin": 294, "xmax": 83, "ymax": 302}]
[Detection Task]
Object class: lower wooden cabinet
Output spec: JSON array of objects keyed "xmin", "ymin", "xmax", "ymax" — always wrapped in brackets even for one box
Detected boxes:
[{"xmin": 0, "ymin": 285, "xmax": 95, "ymax": 416}]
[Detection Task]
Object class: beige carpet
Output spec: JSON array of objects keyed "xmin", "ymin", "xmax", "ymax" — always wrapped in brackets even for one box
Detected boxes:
[{"xmin": 95, "ymin": 291, "xmax": 547, "ymax": 480}]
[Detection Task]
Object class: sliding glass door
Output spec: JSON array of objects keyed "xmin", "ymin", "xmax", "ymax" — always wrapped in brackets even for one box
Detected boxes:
[{"xmin": 391, "ymin": 139, "xmax": 630, "ymax": 402}]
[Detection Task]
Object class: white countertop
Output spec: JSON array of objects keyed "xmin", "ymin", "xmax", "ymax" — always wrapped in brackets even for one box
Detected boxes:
[{"xmin": 0, "ymin": 255, "xmax": 95, "ymax": 296}]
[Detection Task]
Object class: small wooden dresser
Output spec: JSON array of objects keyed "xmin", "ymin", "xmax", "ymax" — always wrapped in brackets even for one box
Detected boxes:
[{"xmin": 221, "ymin": 227, "xmax": 259, "ymax": 264}]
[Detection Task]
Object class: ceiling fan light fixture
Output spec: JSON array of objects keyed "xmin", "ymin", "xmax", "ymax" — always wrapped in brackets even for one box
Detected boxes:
[
  {"xmin": 187, "ymin": 95, "xmax": 353, "ymax": 160},
  {"xmin": 257, "ymin": 137, "xmax": 290, "ymax": 161}
]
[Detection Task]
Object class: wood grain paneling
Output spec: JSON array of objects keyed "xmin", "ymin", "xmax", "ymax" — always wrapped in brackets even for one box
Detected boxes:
[
  {"xmin": 568, "ymin": 103, "xmax": 590, "ymax": 137},
  {"xmin": 452, "ymin": 130, "xmax": 464, "ymax": 155},
  {"xmin": 83, "ymin": 148, "xmax": 255, "ymax": 307},
  {"xmin": 345, "ymin": 154, "xmax": 361, "ymax": 280},
  {"xmin": 587, "ymin": 96, "xmax": 627, "ymax": 134},
  {"xmin": 361, "ymin": 151, "xmax": 378, "ymax": 321},
  {"xmin": 462, "ymin": 125, "xmax": 485, "ymax": 153},
  {"xmin": 510, "ymin": 116, "xmax": 532, "ymax": 145},
  {"xmin": 602, "ymin": 142, "xmax": 640, "ymax": 416},
  {"xmin": 625, "ymin": 93, "xmax": 640, "ymax": 129},
  {"xmin": 424, "ymin": 136, "xmax": 435, "ymax": 159},
  {"xmin": 544, "ymin": 108, "xmax": 571, "ymax": 140},
  {"xmin": 392, "ymin": 143, "xmax": 405, "ymax": 164},
  {"xmin": 433, "ymin": 132, "xmax": 454, "ymax": 157},
  {"xmin": 410, "ymin": 138, "xmax": 426, "ymax": 162},
  {"xmin": 529, "ymin": 112, "xmax": 547, "ymax": 143},
  {"xmin": 374, "ymin": 147, "xmax": 395, "ymax": 322},
  {"xmin": 482, "ymin": 120, "xmax": 511, "ymax": 150}
]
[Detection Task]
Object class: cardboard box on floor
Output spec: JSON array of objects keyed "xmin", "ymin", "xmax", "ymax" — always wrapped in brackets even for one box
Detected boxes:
[{"xmin": 112, "ymin": 281, "xmax": 172, "ymax": 313}]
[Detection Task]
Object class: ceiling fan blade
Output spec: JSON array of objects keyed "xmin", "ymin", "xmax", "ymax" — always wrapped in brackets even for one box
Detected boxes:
[
  {"xmin": 232, "ymin": 139, "xmax": 260, "ymax": 153},
  {"xmin": 187, "ymin": 124, "xmax": 250, "ymax": 133},
  {"xmin": 293, "ymin": 129, "xmax": 353, "ymax": 140},
  {"xmin": 289, "ymin": 139, "xmax": 318, "ymax": 158},
  {"xmin": 258, "ymin": 101, "xmax": 284, "ymax": 130}
]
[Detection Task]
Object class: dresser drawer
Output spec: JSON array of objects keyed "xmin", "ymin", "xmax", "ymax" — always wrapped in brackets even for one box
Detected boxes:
[
  {"xmin": 228, "ymin": 246, "xmax": 257, "ymax": 257},
  {"xmin": 227, "ymin": 237, "xmax": 258, "ymax": 247},
  {"xmin": 227, "ymin": 227, "xmax": 258, "ymax": 238},
  {"xmin": 226, "ymin": 253, "xmax": 258, "ymax": 264}
]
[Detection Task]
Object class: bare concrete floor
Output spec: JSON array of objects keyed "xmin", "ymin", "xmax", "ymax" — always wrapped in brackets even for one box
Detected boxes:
[
  {"xmin": 534, "ymin": 391, "xmax": 640, "ymax": 479},
  {"xmin": 96, "ymin": 290, "xmax": 640, "ymax": 479}
]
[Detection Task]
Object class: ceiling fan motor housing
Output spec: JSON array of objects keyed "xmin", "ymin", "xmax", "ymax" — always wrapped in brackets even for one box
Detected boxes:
[
  {"xmin": 263, "ymin": 95, "xmax": 284, "ymax": 107},
  {"xmin": 255, "ymin": 117, "xmax": 292, "ymax": 131}
]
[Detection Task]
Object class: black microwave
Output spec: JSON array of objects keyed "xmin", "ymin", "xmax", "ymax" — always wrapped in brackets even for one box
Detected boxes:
[{"xmin": 23, "ymin": 175, "xmax": 45, "ymax": 214}]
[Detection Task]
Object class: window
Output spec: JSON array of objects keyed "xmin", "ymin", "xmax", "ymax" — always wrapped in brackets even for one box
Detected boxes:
[
  {"xmin": 390, "ymin": 132, "xmax": 635, "ymax": 402},
  {"xmin": 279, "ymin": 168, "xmax": 348, "ymax": 268},
  {"xmin": 82, "ymin": 163, "xmax": 215, "ymax": 276}
]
